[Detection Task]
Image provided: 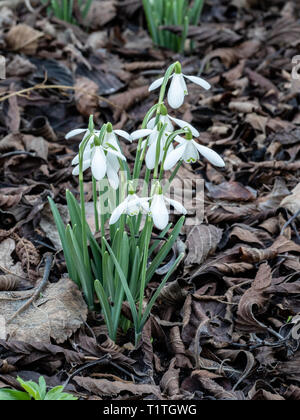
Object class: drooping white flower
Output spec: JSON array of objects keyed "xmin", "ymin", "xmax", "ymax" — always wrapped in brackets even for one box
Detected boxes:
[
  {"xmin": 72, "ymin": 144, "xmax": 126, "ymax": 189},
  {"xmin": 149, "ymin": 68, "xmax": 211, "ymax": 109},
  {"xmin": 109, "ymin": 194, "xmax": 150, "ymax": 225},
  {"xmin": 147, "ymin": 113, "xmax": 199, "ymax": 137},
  {"xmin": 150, "ymin": 193, "xmax": 187, "ymax": 230},
  {"xmin": 71, "ymin": 124, "xmax": 129, "ymax": 189},
  {"xmin": 164, "ymin": 135, "xmax": 225, "ymax": 170},
  {"xmin": 131, "ymin": 126, "xmax": 173, "ymax": 170}
]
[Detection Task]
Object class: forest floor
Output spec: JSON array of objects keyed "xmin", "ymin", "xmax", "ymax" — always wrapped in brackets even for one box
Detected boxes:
[{"xmin": 0, "ymin": 0, "xmax": 300, "ymax": 400}]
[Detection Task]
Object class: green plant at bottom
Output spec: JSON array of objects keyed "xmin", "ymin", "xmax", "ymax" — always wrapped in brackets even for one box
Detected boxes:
[
  {"xmin": 142, "ymin": 0, "xmax": 205, "ymax": 53},
  {"xmin": 0, "ymin": 376, "xmax": 77, "ymax": 400}
]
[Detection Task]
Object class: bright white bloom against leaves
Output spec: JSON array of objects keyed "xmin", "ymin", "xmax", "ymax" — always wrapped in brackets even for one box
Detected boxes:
[
  {"xmin": 150, "ymin": 193, "xmax": 187, "ymax": 230},
  {"xmin": 70, "ymin": 126, "xmax": 129, "ymax": 190},
  {"xmin": 147, "ymin": 113, "xmax": 199, "ymax": 137},
  {"xmin": 149, "ymin": 72, "xmax": 211, "ymax": 109},
  {"xmin": 131, "ymin": 127, "xmax": 173, "ymax": 170},
  {"xmin": 109, "ymin": 194, "xmax": 150, "ymax": 225},
  {"xmin": 164, "ymin": 136, "xmax": 225, "ymax": 170}
]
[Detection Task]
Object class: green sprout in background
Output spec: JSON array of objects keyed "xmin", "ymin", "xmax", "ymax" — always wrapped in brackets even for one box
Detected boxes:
[
  {"xmin": 42, "ymin": 0, "xmax": 93, "ymax": 24},
  {"xmin": 0, "ymin": 376, "xmax": 78, "ymax": 401},
  {"xmin": 142, "ymin": 0, "xmax": 205, "ymax": 53}
]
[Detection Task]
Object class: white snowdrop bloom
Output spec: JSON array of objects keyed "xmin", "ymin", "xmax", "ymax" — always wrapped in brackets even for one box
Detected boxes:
[
  {"xmin": 148, "ymin": 66, "xmax": 211, "ymax": 110},
  {"xmin": 103, "ymin": 129, "xmax": 131, "ymax": 151},
  {"xmin": 72, "ymin": 145, "xmax": 126, "ymax": 189},
  {"xmin": 65, "ymin": 127, "xmax": 91, "ymax": 140},
  {"xmin": 164, "ymin": 135, "xmax": 225, "ymax": 170},
  {"xmin": 131, "ymin": 126, "xmax": 173, "ymax": 170},
  {"xmin": 150, "ymin": 193, "xmax": 187, "ymax": 230},
  {"xmin": 109, "ymin": 194, "xmax": 150, "ymax": 225},
  {"xmin": 147, "ymin": 113, "xmax": 199, "ymax": 137}
]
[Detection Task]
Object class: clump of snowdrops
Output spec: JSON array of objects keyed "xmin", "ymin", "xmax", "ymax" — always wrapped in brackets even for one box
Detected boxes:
[
  {"xmin": 49, "ymin": 61, "xmax": 225, "ymax": 345},
  {"xmin": 143, "ymin": 0, "xmax": 205, "ymax": 53}
]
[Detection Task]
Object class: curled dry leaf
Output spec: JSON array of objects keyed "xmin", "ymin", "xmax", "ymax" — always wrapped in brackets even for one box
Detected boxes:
[
  {"xmin": 160, "ymin": 358, "xmax": 181, "ymax": 397},
  {"xmin": 0, "ymin": 339, "xmax": 85, "ymax": 365},
  {"xmin": 0, "ymin": 278, "xmax": 88, "ymax": 343},
  {"xmin": 240, "ymin": 235, "xmax": 300, "ymax": 263},
  {"xmin": 73, "ymin": 376, "xmax": 162, "ymax": 398},
  {"xmin": 0, "ymin": 238, "xmax": 24, "ymax": 277},
  {"xmin": 281, "ymin": 183, "xmax": 300, "ymax": 221},
  {"xmin": 157, "ymin": 279, "xmax": 189, "ymax": 307},
  {"xmin": 0, "ymin": 274, "xmax": 19, "ymax": 291},
  {"xmin": 169, "ymin": 327, "xmax": 193, "ymax": 369},
  {"xmin": 236, "ymin": 263, "xmax": 272, "ymax": 333},
  {"xmin": 185, "ymin": 224, "xmax": 223, "ymax": 267},
  {"xmin": 6, "ymin": 24, "xmax": 43, "ymax": 54}
]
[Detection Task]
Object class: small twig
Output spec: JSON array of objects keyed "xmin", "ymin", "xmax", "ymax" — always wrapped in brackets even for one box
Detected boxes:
[
  {"xmin": 280, "ymin": 210, "xmax": 300, "ymax": 236},
  {"xmin": 0, "ymin": 264, "xmax": 30, "ymax": 281},
  {"xmin": 7, "ymin": 254, "xmax": 53, "ymax": 324},
  {"xmin": 0, "ymin": 151, "xmax": 36, "ymax": 159},
  {"xmin": 63, "ymin": 355, "xmax": 112, "ymax": 388},
  {"xmin": 0, "ymin": 83, "xmax": 120, "ymax": 109}
]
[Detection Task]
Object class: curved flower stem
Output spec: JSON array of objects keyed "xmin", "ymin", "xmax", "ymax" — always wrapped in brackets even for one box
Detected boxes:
[
  {"xmin": 92, "ymin": 176, "xmax": 100, "ymax": 232},
  {"xmin": 138, "ymin": 216, "xmax": 153, "ymax": 321}
]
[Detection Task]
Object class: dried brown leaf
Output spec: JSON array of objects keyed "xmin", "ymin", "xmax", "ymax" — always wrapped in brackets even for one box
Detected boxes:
[
  {"xmin": 0, "ymin": 278, "xmax": 88, "ymax": 343},
  {"xmin": 73, "ymin": 376, "xmax": 161, "ymax": 398},
  {"xmin": 6, "ymin": 24, "xmax": 43, "ymax": 54},
  {"xmin": 185, "ymin": 224, "xmax": 223, "ymax": 266}
]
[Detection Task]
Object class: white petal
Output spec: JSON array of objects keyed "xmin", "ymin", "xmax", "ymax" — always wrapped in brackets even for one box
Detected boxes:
[
  {"xmin": 147, "ymin": 117, "xmax": 156, "ymax": 130},
  {"xmin": 167, "ymin": 74, "xmax": 185, "ymax": 109},
  {"xmin": 161, "ymin": 115, "xmax": 174, "ymax": 132},
  {"xmin": 106, "ymin": 148, "xmax": 126, "ymax": 161},
  {"xmin": 72, "ymin": 159, "xmax": 91, "ymax": 176},
  {"xmin": 107, "ymin": 162, "xmax": 119, "ymax": 190},
  {"xmin": 139, "ymin": 197, "xmax": 150, "ymax": 213},
  {"xmin": 130, "ymin": 129, "xmax": 153, "ymax": 141},
  {"xmin": 72, "ymin": 148, "xmax": 92, "ymax": 166},
  {"xmin": 168, "ymin": 116, "xmax": 199, "ymax": 137},
  {"xmin": 65, "ymin": 128, "xmax": 87, "ymax": 140},
  {"xmin": 107, "ymin": 153, "xmax": 120, "ymax": 172},
  {"xmin": 163, "ymin": 144, "xmax": 186, "ymax": 170},
  {"xmin": 182, "ymin": 141, "xmax": 199, "ymax": 163},
  {"xmin": 150, "ymin": 194, "xmax": 169, "ymax": 230},
  {"xmin": 165, "ymin": 198, "xmax": 187, "ymax": 215},
  {"xmin": 193, "ymin": 141, "xmax": 225, "ymax": 167},
  {"xmin": 145, "ymin": 141, "xmax": 158, "ymax": 170},
  {"xmin": 114, "ymin": 129, "xmax": 131, "ymax": 142},
  {"xmin": 183, "ymin": 74, "xmax": 211, "ymax": 90},
  {"xmin": 109, "ymin": 199, "xmax": 128, "ymax": 225},
  {"xmin": 91, "ymin": 147, "xmax": 107, "ymax": 180},
  {"xmin": 149, "ymin": 77, "xmax": 164, "ymax": 92}
]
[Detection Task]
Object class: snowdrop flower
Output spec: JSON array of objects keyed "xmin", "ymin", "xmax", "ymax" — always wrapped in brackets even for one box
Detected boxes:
[
  {"xmin": 164, "ymin": 133, "xmax": 225, "ymax": 170},
  {"xmin": 150, "ymin": 190, "xmax": 187, "ymax": 230},
  {"xmin": 71, "ymin": 123, "xmax": 129, "ymax": 189},
  {"xmin": 149, "ymin": 62, "xmax": 211, "ymax": 109},
  {"xmin": 147, "ymin": 107, "xmax": 199, "ymax": 137},
  {"xmin": 109, "ymin": 194, "xmax": 150, "ymax": 225},
  {"xmin": 131, "ymin": 125, "xmax": 173, "ymax": 170}
]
